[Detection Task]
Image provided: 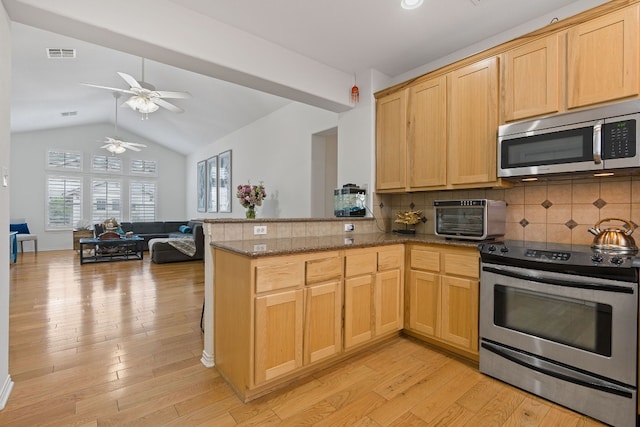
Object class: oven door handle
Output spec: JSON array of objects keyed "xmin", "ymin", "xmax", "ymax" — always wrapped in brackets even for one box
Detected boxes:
[
  {"xmin": 481, "ymin": 340, "xmax": 634, "ymax": 398},
  {"xmin": 482, "ymin": 266, "xmax": 634, "ymax": 294}
]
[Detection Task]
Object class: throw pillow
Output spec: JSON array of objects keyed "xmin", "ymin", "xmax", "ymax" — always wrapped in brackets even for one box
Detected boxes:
[
  {"xmin": 179, "ymin": 225, "xmax": 192, "ymax": 234},
  {"xmin": 10, "ymin": 223, "xmax": 30, "ymax": 234}
]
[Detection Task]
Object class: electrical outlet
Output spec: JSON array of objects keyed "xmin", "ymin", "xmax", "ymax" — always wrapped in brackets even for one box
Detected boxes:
[
  {"xmin": 253, "ymin": 244, "xmax": 267, "ymax": 252},
  {"xmin": 344, "ymin": 223, "xmax": 354, "ymax": 232},
  {"xmin": 254, "ymin": 225, "xmax": 267, "ymax": 235}
]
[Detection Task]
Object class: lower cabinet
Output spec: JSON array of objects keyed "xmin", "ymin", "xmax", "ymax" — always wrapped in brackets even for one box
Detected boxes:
[
  {"xmin": 214, "ymin": 245, "xmax": 404, "ymax": 402},
  {"xmin": 406, "ymin": 244, "xmax": 479, "ymax": 360},
  {"xmin": 254, "ymin": 289, "xmax": 303, "ymax": 384},
  {"xmin": 344, "ymin": 245, "xmax": 405, "ymax": 350}
]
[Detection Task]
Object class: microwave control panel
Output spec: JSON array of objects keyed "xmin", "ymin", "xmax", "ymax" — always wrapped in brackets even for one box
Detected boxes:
[{"xmin": 603, "ymin": 119, "xmax": 636, "ymax": 159}]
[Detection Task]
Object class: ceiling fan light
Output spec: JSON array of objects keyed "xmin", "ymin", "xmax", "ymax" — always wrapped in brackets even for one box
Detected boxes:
[
  {"xmin": 401, "ymin": 0, "xmax": 423, "ymax": 9},
  {"xmin": 125, "ymin": 95, "xmax": 159, "ymax": 114}
]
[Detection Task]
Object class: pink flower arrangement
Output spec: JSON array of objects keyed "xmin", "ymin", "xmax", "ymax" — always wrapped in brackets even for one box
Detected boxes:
[{"xmin": 236, "ymin": 182, "xmax": 266, "ymax": 208}]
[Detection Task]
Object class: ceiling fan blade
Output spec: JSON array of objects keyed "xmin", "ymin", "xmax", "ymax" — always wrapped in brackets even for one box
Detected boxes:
[
  {"xmin": 117, "ymin": 72, "xmax": 142, "ymax": 89},
  {"xmin": 154, "ymin": 90, "xmax": 192, "ymax": 99},
  {"xmin": 125, "ymin": 142, "xmax": 147, "ymax": 147},
  {"xmin": 81, "ymin": 83, "xmax": 135, "ymax": 95},
  {"xmin": 100, "ymin": 144, "xmax": 112, "ymax": 148},
  {"xmin": 154, "ymin": 98, "xmax": 184, "ymax": 113},
  {"xmin": 123, "ymin": 144, "xmax": 142, "ymax": 152}
]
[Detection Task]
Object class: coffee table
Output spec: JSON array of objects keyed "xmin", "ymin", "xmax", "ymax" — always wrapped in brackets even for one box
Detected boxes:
[{"xmin": 79, "ymin": 236, "xmax": 144, "ymax": 264}]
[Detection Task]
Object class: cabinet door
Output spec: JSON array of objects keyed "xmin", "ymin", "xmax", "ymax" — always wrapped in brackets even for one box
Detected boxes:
[
  {"xmin": 567, "ymin": 5, "xmax": 639, "ymax": 109},
  {"xmin": 408, "ymin": 270, "xmax": 439, "ymax": 337},
  {"xmin": 375, "ymin": 269, "xmax": 403, "ymax": 335},
  {"xmin": 448, "ymin": 57, "xmax": 499, "ymax": 186},
  {"xmin": 304, "ymin": 281, "xmax": 342, "ymax": 364},
  {"xmin": 344, "ymin": 274, "xmax": 374, "ymax": 350},
  {"xmin": 376, "ymin": 90, "xmax": 407, "ymax": 191},
  {"xmin": 440, "ymin": 276, "xmax": 479, "ymax": 352},
  {"xmin": 254, "ymin": 289, "xmax": 304, "ymax": 384},
  {"xmin": 503, "ymin": 34, "xmax": 560, "ymax": 122},
  {"xmin": 408, "ymin": 76, "xmax": 447, "ymax": 189}
]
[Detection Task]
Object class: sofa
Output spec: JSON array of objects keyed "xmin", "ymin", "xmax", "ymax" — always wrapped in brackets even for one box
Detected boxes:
[
  {"xmin": 148, "ymin": 223, "xmax": 204, "ymax": 264},
  {"xmin": 93, "ymin": 221, "xmax": 204, "ymax": 251}
]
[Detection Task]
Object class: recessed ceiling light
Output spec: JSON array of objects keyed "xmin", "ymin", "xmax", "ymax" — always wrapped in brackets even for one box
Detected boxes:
[{"xmin": 401, "ymin": 0, "xmax": 424, "ymax": 10}]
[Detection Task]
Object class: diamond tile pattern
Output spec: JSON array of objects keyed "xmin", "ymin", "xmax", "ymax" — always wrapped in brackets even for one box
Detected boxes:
[
  {"xmin": 519, "ymin": 219, "xmax": 529, "ymax": 227},
  {"xmin": 593, "ymin": 198, "xmax": 607, "ymax": 209},
  {"xmin": 565, "ymin": 219, "xmax": 578, "ymax": 229},
  {"xmin": 541, "ymin": 200, "xmax": 553, "ymax": 209}
]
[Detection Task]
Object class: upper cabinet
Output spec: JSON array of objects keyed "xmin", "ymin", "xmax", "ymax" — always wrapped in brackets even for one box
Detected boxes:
[
  {"xmin": 375, "ymin": 90, "xmax": 407, "ymax": 191},
  {"xmin": 376, "ymin": 2, "xmax": 640, "ymax": 193},
  {"xmin": 448, "ymin": 57, "xmax": 500, "ymax": 187},
  {"xmin": 376, "ymin": 57, "xmax": 503, "ymax": 192},
  {"xmin": 407, "ymin": 76, "xmax": 447, "ymax": 189},
  {"xmin": 567, "ymin": 4, "xmax": 640, "ymax": 109},
  {"xmin": 502, "ymin": 33, "xmax": 561, "ymax": 122}
]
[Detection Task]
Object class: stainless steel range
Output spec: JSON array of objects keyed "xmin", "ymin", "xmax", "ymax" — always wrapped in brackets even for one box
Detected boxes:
[{"xmin": 479, "ymin": 240, "xmax": 639, "ymax": 427}]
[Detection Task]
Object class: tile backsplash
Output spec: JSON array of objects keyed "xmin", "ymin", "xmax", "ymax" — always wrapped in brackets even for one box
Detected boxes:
[{"xmin": 375, "ymin": 176, "xmax": 640, "ymax": 246}]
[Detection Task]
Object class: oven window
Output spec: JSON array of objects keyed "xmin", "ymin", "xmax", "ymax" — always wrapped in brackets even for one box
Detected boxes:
[
  {"xmin": 435, "ymin": 207, "xmax": 484, "ymax": 236},
  {"xmin": 494, "ymin": 285, "xmax": 612, "ymax": 356}
]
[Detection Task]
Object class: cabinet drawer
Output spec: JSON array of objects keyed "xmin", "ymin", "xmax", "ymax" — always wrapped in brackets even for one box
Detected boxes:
[
  {"xmin": 442, "ymin": 252, "xmax": 479, "ymax": 279},
  {"xmin": 255, "ymin": 261, "xmax": 304, "ymax": 293},
  {"xmin": 305, "ymin": 256, "xmax": 342, "ymax": 284},
  {"xmin": 345, "ymin": 252, "xmax": 377, "ymax": 277},
  {"xmin": 378, "ymin": 246, "xmax": 404, "ymax": 271},
  {"xmin": 410, "ymin": 249, "xmax": 440, "ymax": 272}
]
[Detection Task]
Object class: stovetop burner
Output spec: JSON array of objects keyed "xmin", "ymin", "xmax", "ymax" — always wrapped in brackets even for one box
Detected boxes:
[{"xmin": 479, "ymin": 240, "xmax": 640, "ymax": 282}]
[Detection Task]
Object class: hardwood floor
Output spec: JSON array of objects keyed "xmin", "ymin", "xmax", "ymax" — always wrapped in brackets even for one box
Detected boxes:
[{"xmin": 0, "ymin": 250, "xmax": 605, "ymax": 426}]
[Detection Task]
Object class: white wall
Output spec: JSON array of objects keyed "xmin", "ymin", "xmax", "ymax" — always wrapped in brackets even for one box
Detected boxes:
[
  {"xmin": 10, "ymin": 123, "xmax": 187, "ymax": 250},
  {"xmin": 187, "ymin": 103, "xmax": 338, "ymax": 219},
  {"xmin": 0, "ymin": 1, "xmax": 13, "ymax": 410}
]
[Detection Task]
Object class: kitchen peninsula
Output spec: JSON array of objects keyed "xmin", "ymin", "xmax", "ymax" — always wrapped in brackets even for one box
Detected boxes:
[{"xmin": 202, "ymin": 218, "xmax": 481, "ymax": 402}]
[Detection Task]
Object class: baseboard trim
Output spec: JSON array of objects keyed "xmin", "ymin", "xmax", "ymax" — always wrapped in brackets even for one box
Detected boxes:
[
  {"xmin": 0, "ymin": 374, "xmax": 14, "ymax": 410},
  {"xmin": 200, "ymin": 350, "xmax": 215, "ymax": 368}
]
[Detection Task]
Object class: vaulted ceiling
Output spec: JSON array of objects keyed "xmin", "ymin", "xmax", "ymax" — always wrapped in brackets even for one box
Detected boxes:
[{"xmin": 6, "ymin": 0, "xmax": 608, "ymax": 155}]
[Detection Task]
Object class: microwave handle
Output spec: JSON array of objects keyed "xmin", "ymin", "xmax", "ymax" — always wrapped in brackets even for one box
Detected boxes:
[{"xmin": 593, "ymin": 121, "xmax": 602, "ymax": 164}]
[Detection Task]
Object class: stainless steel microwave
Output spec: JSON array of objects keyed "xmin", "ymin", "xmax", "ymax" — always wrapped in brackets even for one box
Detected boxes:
[
  {"xmin": 434, "ymin": 199, "xmax": 506, "ymax": 240},
  {"xmin": 498, "ymin": 100, "xmax": 640, "ymax": 178}
]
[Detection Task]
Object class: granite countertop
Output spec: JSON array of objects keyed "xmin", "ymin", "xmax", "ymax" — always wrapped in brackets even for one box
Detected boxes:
[{"xmin": 211, "ymin": 232, "xmax": 482, "ymax": 258}]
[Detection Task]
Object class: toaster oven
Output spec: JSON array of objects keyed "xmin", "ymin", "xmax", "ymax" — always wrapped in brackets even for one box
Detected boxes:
[{"xmin": 434, "ymin": 199, "xmax": 506, "ymax": 240}]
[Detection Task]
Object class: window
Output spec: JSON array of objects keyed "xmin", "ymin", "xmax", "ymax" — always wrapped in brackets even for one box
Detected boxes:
[
  {"xmin": 92, "ymin": 179, "xmax": 121, "ymax": 223},
  {"xmin": 47, "ymin": 150, "xmax": 82, "ymax": 170},
  {"xmin": 130, "ymin": 159, "xmax": 157, "ymax": 176},
  {"xmin": 92, "ymin": 155, "xmax": 122, "ymax": 173},
  {"xmin": 46, "ymin": 176, "xmax": 82, "ymax": 229},
  {"xmin": 130, "ymin": 181, "xmax": 157, "ymax": 222}
]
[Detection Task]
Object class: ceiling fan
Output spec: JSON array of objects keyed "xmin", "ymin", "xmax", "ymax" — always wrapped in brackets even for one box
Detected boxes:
[
  {"xmin": 101, "ymin": 93, "xmax": 147, "ymax": 154},
  {"xmin": 82, "ymin": 58, "xmax": 191, "ymax": 118}
]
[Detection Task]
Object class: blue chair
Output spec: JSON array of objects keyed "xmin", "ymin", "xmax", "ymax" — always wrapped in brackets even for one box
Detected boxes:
[{"xmin": 10, "ymin": 218, "xmax": 38, "ymax": 253}]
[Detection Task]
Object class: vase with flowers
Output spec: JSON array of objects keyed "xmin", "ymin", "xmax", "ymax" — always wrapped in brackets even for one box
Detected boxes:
[{"xmin": 236, "ymin": 182, "xmax": 266, "ymax": 219}]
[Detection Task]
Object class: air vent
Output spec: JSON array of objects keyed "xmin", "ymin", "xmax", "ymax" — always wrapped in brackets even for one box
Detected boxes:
[
  {"xmin": 46, "ymin": 48, "xmax": 76, "ymax": 59},
  {"xmin": 61, "ymin": 111, "xmax": 78, "ymax": 117}
]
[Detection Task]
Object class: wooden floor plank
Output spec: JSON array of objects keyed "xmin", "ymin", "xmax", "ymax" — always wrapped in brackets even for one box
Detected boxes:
[{"xmin": 0, "ymin": 251, "xmax": 606, "ymax": 426}]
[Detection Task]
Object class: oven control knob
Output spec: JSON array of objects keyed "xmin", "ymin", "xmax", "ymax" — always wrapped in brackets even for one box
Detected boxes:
[
  {"xmin": 487, "ymin": 245, "xmax": 496, "ymax": 252},
  {"xmin": 591, "ymin": 254, "xmax": 603, "ymax": 263},
  {"xmin": 500, "ymin": 246, "xmax": 509, "ymax": 253},
  {"xmin": 610, "ymin": 256, "xmax": 624, "ymax": 265}
]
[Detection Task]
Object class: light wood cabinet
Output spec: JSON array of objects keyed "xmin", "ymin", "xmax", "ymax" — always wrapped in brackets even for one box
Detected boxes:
[
  {"xmin": 408, "ymin": 76, "xmax": 447, "ymax": 189},
  {"xmin": 376, "ymin": 57, "xmax": 503, "ymax": 192},
  {"xmin": 255, "ymin": 289, "xmax": 303, "ymax": 384},
  {"xmin": 502, "ymin": 33, "xmax": 561, "ymax": 122},
  {"xmin": 375, "ymin": 90, "xmax": 407, "ymax": 191},
  {"xmin": 406, "ymin": 244, "xmax": 479, "ymax": 360},
  {"xmin": 567, "ymin": 4, "xmax": 639, "ymax": 109},
  {"xmin": 344, "ymin": 245, "xmax": 404, "ymax": 350},
  {"xmin": 73, "ymin": 229, "xmax": 94, "ymax": 251},
  {"xmin": 214, "ymin": 245, "xmax": 403, "ymax": 402},
  {"xmin": 448, "ymin": 57, "xmax": 500, "ymax": 187}
]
